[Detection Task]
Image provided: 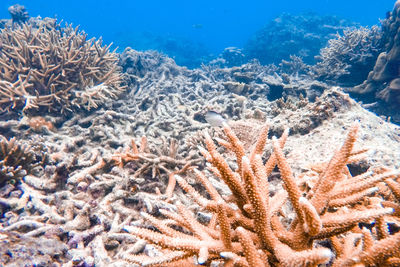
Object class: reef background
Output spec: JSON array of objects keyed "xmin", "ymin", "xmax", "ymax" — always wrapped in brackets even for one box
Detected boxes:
[
  {"xmin": 0, "ymin": 0, "xmax": 396, "ymax": 67},
  {"xmin": 1, "ymin": 1, "xmax": 400, "ymax": 266}
]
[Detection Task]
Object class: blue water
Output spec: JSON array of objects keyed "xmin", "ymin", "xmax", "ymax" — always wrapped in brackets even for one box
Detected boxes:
[{"xmin": 0, "ymin": 0, "xmax": 396, "ymax": 62}]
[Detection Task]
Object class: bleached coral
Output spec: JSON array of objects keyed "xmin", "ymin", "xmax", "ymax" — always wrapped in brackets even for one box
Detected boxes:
[
  {"xmin": 313, "ymin": 26, "xmax": 383, "ymax": 85},
  {"xmin": 0, "ymin": 21, "xmax": 125, "ymax": 113}
]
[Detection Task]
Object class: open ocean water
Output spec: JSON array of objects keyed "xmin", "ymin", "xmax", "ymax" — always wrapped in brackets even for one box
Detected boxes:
[{"xmin": 0, "ymin": 0, "xmax": 396, "ymax": 67}]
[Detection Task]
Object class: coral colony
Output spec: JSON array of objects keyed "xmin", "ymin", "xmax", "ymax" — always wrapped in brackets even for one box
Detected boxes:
[
  {"xmin": 0, "ymin": 1, "xmax": 400, "ymax": 267},
  {"xmin": 0, "ymin": 21, "xmax": 124, "ymax": 113}
]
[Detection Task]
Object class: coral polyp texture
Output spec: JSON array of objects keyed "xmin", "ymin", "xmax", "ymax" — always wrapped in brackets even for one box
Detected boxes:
[
  {"xmin": 125, "ymin": 123, "xmax": 400, "ymax": 266},
  {"xmin": 0, "ymin": 22, "xmax": 125, "ymax": 113}
]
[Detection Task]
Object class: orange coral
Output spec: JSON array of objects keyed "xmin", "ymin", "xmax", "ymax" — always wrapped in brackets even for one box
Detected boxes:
[
  {"xmin": 124, "ymin": 123, "xmax": 400, "ymax": 266},
  {"xmin": 28, "ymin": 116, "xmax": 55, "ymax": 132}
]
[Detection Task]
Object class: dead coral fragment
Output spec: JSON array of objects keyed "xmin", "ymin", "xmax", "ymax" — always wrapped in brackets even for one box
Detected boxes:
[
  {"xmin": 126, "ymin": 122, "xmax": 400, "ymax": 266},
  {"xmin": 112, "ymin": 136, "xmax": 201, "ymax": 198},
  {"xmin": 0, "ymin": 21, "xmax": 125, "ymax": 113}
]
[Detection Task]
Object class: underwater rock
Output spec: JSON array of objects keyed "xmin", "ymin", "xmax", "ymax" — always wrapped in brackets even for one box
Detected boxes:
[
  {"xmin": 389, "ymin": 78, "xmax": 400, "ymax": 91},
  {"xmin": 0, "ymin": 232, "xmax": 68, "ymax": 266},
  {"xmin": 244, "ymin": 12, "xmax": 357, "ymax": 65},
  {"xmin": 350, "ymin": 1, "xmax": 400, "ymax": 106}
]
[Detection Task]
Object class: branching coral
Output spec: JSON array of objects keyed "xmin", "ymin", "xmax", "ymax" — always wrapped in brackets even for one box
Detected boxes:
[
  {"xmin": 0, "ymin": 21, "xmax": 125, "ymax": 113},
  {"xmin": 313, "ymin": 26, "xmax": 383, "ymax": 86},
  {"xmin": 0, "ymin": 136, "xmax": 37, "ymax": 187},
  {"xmin": 125, "ymin": 123, "xmax": 400, "ymax": 266},
  {"xmin": 351, "ymin": 1, "xmax": 400, "ymax": 105},
  {"xmin": 112, "ymin": 136, "xmax": 202, "ymax": 199}
]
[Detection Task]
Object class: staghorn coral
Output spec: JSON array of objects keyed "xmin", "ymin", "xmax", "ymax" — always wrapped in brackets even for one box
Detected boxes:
[
  {"xmin": 313, "ymin": 26, "xmax": 383, "ymax": 86},
  {"xmin": 0, "ymin": 133, "xmax": 201, "ymax": 266},
  {"xmin": 124, "ymin": 123, "xmax": 400, "ymax": 266},
  {"xmin": 2, "ymin": 31, "xmax": 400, "ymax": 265},
  {"xmin": 0, "ymin": 21, "xmax": 125, "ymax": 113},
  {"xmin": 115, "ymin": 48, "xmax": 333, "ymax": 154},
  {"xmin": 0, "ymin": 136, "xmax": 37, "ymax": 187}
]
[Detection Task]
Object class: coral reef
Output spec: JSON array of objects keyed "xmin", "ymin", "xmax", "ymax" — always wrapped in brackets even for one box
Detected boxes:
[
  {"xmin": 2, "ymin": 103, "xmax": 399, "ymax": 266},
  {"xmin": 350, "ymin": 1, "xmax": 400, "ymax": 105},
  {"xmin": 0, "ymin": 136, "xmax": 38, "ymax": 187},
  {"xmin": 312, "ymin": 26, "xmax": 383, "ymax": 86},
  {"xmin": 7, "ymin": 4, "xmax": 29, "ymax": 24},
  {"xmin": 209, "ymin": 47, "xmax": 246, "ymax": 68},
  {"xmin": 0, "ymin": 22, "xmax": 125, "ymax": 114},
  {"xmin": 2, "ymin": 5, "xmax": 400, "ymax": 265},
  {"xmin": 244, "ymin": 12, "xmax": 356, "ymax": 65},
  {"xmin": 0, "ymin": 133, "xmax": 200, "ymax": 265},
  {"xmin": 1, "ymin": 45, "xmax": 400, "ymax": 265},
  {"xmin": 116, "ymin": 48, "xmax": 330, "ymax": 150},
  {"xmin": 116, "ymin": 31, "xmax": 213, "ymax": 69},
  {"xmin": 125, "ymin": 123, "xmax": 400, "ymax": 266}
]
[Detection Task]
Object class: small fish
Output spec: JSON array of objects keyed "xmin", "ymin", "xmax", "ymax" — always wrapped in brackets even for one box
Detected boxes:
[
  {"xmin": 192, "ymin": 24, "xmax": 203, "ymax": 29},
  {"xmin": 205, "ymin": 111, "xmax": 226, "ymax": 127}
]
